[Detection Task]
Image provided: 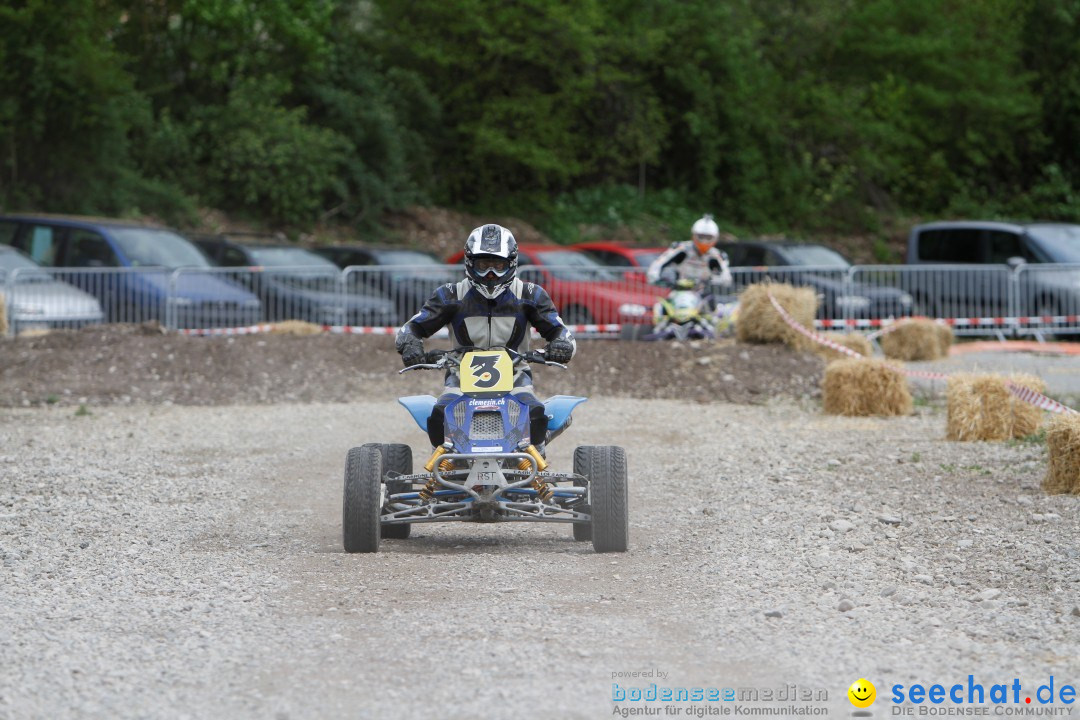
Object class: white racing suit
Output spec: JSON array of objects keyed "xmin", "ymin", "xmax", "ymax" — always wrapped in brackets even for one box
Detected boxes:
[{"xmin": 646, "ymin": 240, "xmax": 733, "ymax": 289}]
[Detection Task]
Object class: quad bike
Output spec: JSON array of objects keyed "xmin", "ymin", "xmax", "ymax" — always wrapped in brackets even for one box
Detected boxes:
[
  {"xmin": 342, "ymin": 347, "xmax": 629, "ymax": 554},
  {"xmin": 646, "ymin": 278, "xmax": 737, "ymax": 341}
]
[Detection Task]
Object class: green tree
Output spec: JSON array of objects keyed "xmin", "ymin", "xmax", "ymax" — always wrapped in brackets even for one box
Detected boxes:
[{"xmin": 0, "ymin": 0, "xmax": 148, "ymax": 213}]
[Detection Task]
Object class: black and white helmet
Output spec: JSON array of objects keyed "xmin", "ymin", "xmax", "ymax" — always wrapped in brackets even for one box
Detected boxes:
[{"xmin": 464, "ymin": 224, "xmax": 518, "ymax": 299}]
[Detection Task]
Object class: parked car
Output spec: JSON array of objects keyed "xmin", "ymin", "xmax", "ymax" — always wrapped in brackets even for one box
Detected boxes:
[
  {"xmin": 194, "ymin": 236, "xmax": 397, "ymax": 326},
  {"xmin": 446, "ymin": 244, "xmax": 661, "ymax": 325},
  {"xmin": 905, "ymin": 221, "xmax": 1080, "ymax": 319},
  {"xmin": 312, "ymin": 245, "xmax": 457, "ymax": 324},
  {"xmin": 0, "ymin": 215, "xmax": 261, "ymax": 329},
  {"xmin": 572, "ymin": 241, "xmax": 665, "ymax": 281},
  {"xmin": 717, "ymin": 240, "xmax": 913, "ymax": 320},
  {"xmin": 0, "ymin": 245, "xmax": 105, "ymax": 333}
]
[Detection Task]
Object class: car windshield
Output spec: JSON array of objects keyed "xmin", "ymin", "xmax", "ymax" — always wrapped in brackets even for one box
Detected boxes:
[
  {"xmin": 780, "ymin": 245, "xmax": 850, "ymax": 268},
  {"xmin": 633, "ymin": 250, "xmax": 662, "ymax": 266},
  {"xmin": 1028, "ymin": 225, "xmax": 1080, "ymax": 262},
  {"xmin": 110, "ymin": 228, "xmax": 210, "ymax": 268},
  {"xmin": 375, "ymin": 250, "xmax": 443, "ymax": 266},
  {"xmin": 533, "ymin": 250, "xmax": 621, "ymax": 280},
  {"xmin": 0, "ymin": 247, "xmax": 52, "ymax": 282},
  {"xmin": 248, "ymin": 247, "xmax": 339, "ymax": 270}
]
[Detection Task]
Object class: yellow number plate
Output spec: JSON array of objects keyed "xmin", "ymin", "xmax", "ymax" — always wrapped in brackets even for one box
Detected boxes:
[{"xmin": 459, "ymin": 350, "xmax": 514, "ymax": 394}]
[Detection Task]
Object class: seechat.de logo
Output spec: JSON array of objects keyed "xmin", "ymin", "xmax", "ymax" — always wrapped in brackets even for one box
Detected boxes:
[{"xmin": 848, "ymin": 679, "xmax": 877, "ymax": 708}]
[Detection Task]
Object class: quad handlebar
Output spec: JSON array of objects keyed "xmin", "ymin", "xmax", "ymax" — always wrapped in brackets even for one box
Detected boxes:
[{"xmin": 398, "ymin": 346, "xmax": 567, "ymax": 374}]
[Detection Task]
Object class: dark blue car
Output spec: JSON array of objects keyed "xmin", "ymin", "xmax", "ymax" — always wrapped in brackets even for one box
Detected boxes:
[{"xmin": 0, "ymin": 215, "xmax": 262, "ymax": 329}]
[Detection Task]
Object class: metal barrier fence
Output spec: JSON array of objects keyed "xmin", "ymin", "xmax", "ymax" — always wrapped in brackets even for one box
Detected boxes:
[{"xmin": 2, "ymin": 263, "xmax": 1079, "ymax": 339}]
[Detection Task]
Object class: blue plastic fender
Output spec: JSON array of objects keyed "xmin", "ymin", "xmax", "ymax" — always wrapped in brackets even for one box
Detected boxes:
[
  {"xmin": 398, "ymin": 395, "xmax": 438, "ymax": 432},
  {"xmin": 544, "ymin": 395, "xmax": 588, "ymax": 432}
]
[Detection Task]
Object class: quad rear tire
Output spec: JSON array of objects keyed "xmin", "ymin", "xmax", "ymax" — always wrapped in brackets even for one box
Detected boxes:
[
  {"xmin": 364, "ymin": 442, "xmax": 413, "ymax": 540},
  {"xmin": 343, "ymin": 445, "xmax": 383, "ymax": 553},
  {"xmin": 574, "ymin": 445, "xmax": 629, "ymax": 552}
]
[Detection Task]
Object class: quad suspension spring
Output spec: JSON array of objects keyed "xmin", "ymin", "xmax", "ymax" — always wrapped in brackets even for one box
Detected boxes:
[
  {"xmin": 530, "ymin": 477, "xmax": 554, "ymax": 502},
  {"xmin": 518, "ymin": 457, "xmax": 553, "ymax": 501},
  {"xmin": 418, "ymin": 478, "xmax": 440, "ymax": 501}
]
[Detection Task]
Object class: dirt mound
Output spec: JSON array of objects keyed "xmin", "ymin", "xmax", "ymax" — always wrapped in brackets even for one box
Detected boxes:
[{"xmin": 0, "ymin": 326, "xmax": 823, "ymax": 408}]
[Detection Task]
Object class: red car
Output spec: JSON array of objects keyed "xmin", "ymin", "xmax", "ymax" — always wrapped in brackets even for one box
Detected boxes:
[
  {"xmin": 572, "ymin": 241, "xmax": 667, "ymax": 278},
  {"xmin": 446, "ymin": 244, "xmax": 662, "ymax": 326}
]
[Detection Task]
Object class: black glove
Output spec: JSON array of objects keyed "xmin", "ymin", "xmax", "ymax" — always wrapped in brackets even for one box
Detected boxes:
[
  {"xmin": 399, "ymin": 335, "xmax": 425, "ymax": 367},
  {"xmin": 544, "ymin": 338, "xmax": 574, "ymax": 364}
]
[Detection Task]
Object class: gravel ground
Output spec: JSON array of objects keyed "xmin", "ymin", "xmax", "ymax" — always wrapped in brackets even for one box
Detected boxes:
[{"xmin": 3, "ymin": 396, "xmax": 1079, "ymax": 719}]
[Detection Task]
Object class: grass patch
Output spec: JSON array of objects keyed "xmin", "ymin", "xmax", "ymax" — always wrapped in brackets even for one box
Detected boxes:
[
  {"xmin": 1008, "ymin": 428, "xmax": 1047, "ymax": 447},
  {"xmin": 74, "ymin": 404, "xmax": 91, "ymax": 417}
]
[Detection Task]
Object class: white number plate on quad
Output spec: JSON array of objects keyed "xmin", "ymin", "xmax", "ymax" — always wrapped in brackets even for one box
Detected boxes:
[{"xmin": 465, "ymin": 459, "xmax": 507, "ymax": 488}]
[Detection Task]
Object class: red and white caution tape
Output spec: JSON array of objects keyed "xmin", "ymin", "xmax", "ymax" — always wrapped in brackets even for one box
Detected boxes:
[
  {"xmin": 768, "ymin": 292, "xmax": 1078, "ymax": 415},
  {"xmin": 766, "ymin": 294, "xmax": 866, "ymax": 361},
  {"xmin": 817, "ymin": 315, "xmax": 1080, "ymax": 331},
  {"xmin": 1003, "ymin": 382, "xmax": 1078, "ymax": 415}
]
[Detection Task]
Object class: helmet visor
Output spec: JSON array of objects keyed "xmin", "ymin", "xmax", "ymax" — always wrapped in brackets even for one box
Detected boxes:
[
  {"xmin": 693, "ymin": 235, "xmax": 716, "ymax": 254},
  {"xmin": 473, "ymin": 256, "xmax": 511, "ymax": 276}
]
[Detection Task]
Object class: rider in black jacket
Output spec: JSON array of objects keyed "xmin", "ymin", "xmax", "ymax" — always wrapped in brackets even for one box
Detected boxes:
[{"xmin": 396, "ymin": 224, "xmax": 576, "ymax": 449}]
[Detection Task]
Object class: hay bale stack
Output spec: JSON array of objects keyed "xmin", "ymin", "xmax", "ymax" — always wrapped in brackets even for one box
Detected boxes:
[
  {"xmin": 735, "ymin": 283, "xmax": 818, "ymax": 350},
  {"xmin": 880, "ymin": 319, "xmax": 952, "ymax": 361},
  {"xmin": 946, "ymin": 373, "xmax": 1047, "ymax": 441},
  {"xmin": 268, "ymin": 320, "xmax": 323, "ymax": 335},
  {"xmin": 1044, "ymin": 413, "xmax": 1080, "ymax": 495},
  {"xmin": 816, "ymin": 332, "xmax": 872, "ymax": 363},
  {"xmin": 822, "ymin": 358, "xmax": 913, "ymax": 417}
]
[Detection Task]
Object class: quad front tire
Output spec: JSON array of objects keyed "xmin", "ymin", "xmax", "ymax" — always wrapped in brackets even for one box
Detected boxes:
[
  {"xmin": 574, "ymin": 445, "xmax": 629, "ymax": 552},
  {"xmin": 365, "ymin": 442, "xmax": 413, "ymax": 540},
  {"xmin": 343, "ymin": 445, "xmax": 383, "ymax": 553}
]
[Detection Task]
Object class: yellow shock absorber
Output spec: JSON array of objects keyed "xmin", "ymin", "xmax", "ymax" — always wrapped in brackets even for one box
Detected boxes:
[
  {"xmin": 423, "ymin": 445, "xmax": 450, "ymax": 472},
  {"xmin": 520, "ymin": 445, "xmax": 552, "ymax": 501},
  {"xmin": 523, "ymin": 444, "xmax": 548, "ymax": 472},
  {"xmin": 439, "ymin": 458, "xmax": 455, "ymax": 473}
]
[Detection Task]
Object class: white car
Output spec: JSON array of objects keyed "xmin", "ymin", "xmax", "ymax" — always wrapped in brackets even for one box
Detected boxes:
[{"xmin": 0, "ymin": 246, "xmax": 105, "ymax": 334}]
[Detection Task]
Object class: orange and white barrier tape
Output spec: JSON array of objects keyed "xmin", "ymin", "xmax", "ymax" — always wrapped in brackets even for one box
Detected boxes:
[{"xmin": 767, "ymin": 292, "xmax": 1079, "ymax": 415}]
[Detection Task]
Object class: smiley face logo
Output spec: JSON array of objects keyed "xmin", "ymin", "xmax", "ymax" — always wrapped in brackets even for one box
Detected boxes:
[{"xmin": 848, "ymin": 679, "xmax": 876, "ymax": 708}]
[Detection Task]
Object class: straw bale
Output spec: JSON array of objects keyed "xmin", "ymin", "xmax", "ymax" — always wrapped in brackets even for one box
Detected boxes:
[
  {"xmin": 1044, "ymin": 412, "xmax": 1080, "ymax": 495},
  {"xmin": 735, "ymin": 283, "xmax": 818, "ymax": 351},
  {"xmin": 880, "ymin": 319, "xmax": 950, "ymax": 361},
  {"xmin": 268, "ymin": 320, "xmax": 324, "ymax": 336},
  {"xmin": 1007, "ymin": 373, "xmax": 1047, "ymax": 439},
  {"xmin": 947, "ymin": 373, "xmax": 1048, "ymax": 441},
  {"xmin": 822, "ymin": 358, "xmax": 912, "ymax": 417},
  {"xmin": 816, "ymin": 332, "xmax": 872, "ymax": 362},
  {"xmin": 933, "ymin": 322, "xmax": 955, "ymax": 353}
]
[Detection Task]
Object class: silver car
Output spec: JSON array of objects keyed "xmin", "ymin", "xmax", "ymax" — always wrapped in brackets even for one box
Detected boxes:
[{"xmin": 0, "ymin": 246, "xmax": 105, "ymax": 334}]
